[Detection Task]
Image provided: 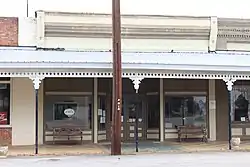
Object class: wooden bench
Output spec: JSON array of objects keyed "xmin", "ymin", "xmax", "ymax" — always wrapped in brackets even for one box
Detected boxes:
[
  {"xmin": 52, "ymin": 127, "xmax": 83, "ymax": 144},
  {"xmin": 45, "ymin": 120, "xmax": 85, "ymax": 144},
  {"xmin": 177, "ymin": 125, "xmax": 208, "ymax": 142}
]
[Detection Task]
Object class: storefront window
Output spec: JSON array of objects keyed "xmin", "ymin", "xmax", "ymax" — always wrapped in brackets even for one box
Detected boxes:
[
  {"xmin": 44, "ymin": 95, "xmax": 92, "ymax": 130},
  {"xmin": 232, "ymin": 86, "xmax": 250, "ymax": 122},
  {"xmin": 54, "ymin": 102, "xmax": 78, "ymax": 120},
  {"xmin": 165, "ymin": 96, "xmax": 207, "ymax": 128},
  {"xmin": 0, "ymin": 84, "xmax": 10, "ymax": 125}
]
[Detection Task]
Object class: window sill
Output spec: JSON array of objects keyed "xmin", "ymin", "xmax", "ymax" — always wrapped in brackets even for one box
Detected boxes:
[
  {"xmin": 232, "ymin": 121, "xmax": 250, "ymax": 125},
  {"xmin": 0, "ymin": 125, "xmax": 11, "ymax": 128}
]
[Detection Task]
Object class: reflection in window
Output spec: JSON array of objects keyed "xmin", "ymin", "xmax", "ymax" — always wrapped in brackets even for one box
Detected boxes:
[
  {"xmin": 98, "ymin": 95, "xmax": 106, "ymax": 130},
  {"xmin": 232, "ymin": 86, "xmax": 250, "ymax": 122},
  {"xmin": 0, "ymin": 84, "xmax": 10, "ymax": 125},
  {"xmin": 54, "ymin": 102, "xmax": 78, "ymax": 120},
  {"xmin": 120, "ymin": 95, "xmax": 142, "ymax": 123},
  {"xmin": 165, "ymin": 96, "xmax": 206, "ymax": 128},
  {"xmin": 127, "ymin": 101, "xmax": 142, "ymax": 120},
  {"xmin": 45, "ymin": 95, "xmax": 92, "ymax": 130}
]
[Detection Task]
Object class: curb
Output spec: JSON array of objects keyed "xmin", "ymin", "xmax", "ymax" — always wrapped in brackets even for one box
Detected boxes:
[
  {"xmin": 7, "ymin": 151, "xmax": 108, "ymax": 158},
  {"xmin": 6, "ymin": 148, "xmax": 250, "ymax": 158}
]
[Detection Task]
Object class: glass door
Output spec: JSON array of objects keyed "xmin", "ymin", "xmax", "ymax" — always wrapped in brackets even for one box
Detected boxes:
[
  {"xmin": 123, "ymin": 95, "xmax": 144, "ymax": 141},
  {"xmin": 146, "ymin": 94, "xmax": 160, "ymax": 140}
]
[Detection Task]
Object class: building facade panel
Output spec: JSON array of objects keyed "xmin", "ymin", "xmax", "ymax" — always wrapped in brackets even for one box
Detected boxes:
[
  {"xmin": 0, "ymin": 128, "xmax": 11, "ymax": 145},
  {"xmin": 11, "ymin": 78, "xmax": 36, "ymax": 146},
  {"xmin": 18, "ymin": 17, "xmax": 37, "ymax": 46},
  {"xmin": 0, "ymin": 17, "xmax": 18, "ymax": 46},
  {"xmin": 36, "ymin": 11, "xmax": 211, "ymax": 51},
  {"xmin": 44, "ymin": 37, "xmax": 209, "ymax": 52},
  {"xmin": 215, "ymin": 79, "xmax": 229, "ymax": 141},
  {"xmin": 164, "ymin": 79, "xmax": 208, "ymax": 92}
]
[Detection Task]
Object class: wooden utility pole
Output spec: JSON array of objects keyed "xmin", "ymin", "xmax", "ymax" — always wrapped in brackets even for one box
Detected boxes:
[
  {"xmin": 111, "ymin": 0, "xmax": 122, "ymax": 155},
  {"xmin": 26, "ymin": 0, "xmax": 29, "ymax": 17}
]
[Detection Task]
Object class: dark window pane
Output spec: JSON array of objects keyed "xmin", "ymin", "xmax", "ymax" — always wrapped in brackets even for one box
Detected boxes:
[
  {"xmin": 147, "ymin": 95, "xmax": 160, "ymax": 129},
  {"xmin": 0, "ymin": 84, "xmax": 10, "ymax": 125}
]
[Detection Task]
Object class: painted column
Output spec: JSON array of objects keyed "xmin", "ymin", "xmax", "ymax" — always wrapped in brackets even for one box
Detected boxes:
[
  {"xmin": 208, "ymin": 79, "xmax": 216, "ymax": 141},
  {"xmin": 223, "ymin": 78, "xmax": 236, "ymax": 150},
  {"xmin": 93, "ymin": 78, "xmax": 98, "ymax": 143},
  {"xmin": 159, "ymin": 78, "xmax": 164, "ymax": 142},
  {"xmin": 29, "ymin": 76, "xmax": 44, "ymax": 155},
  {"xmin": 36, "ymin": 11, "xmax": 45, "ymax": 48}
]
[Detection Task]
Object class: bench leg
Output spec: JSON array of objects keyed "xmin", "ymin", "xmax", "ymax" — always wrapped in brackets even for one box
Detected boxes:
[{"xmin": 81, "ymin": 133, "xmax": 83, "ymax": 144}]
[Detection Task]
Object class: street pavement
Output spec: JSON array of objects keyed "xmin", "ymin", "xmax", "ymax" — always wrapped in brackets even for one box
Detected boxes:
[{"xmin": 0, "ymin": 152, "xmax": 250, "ymax": 167}]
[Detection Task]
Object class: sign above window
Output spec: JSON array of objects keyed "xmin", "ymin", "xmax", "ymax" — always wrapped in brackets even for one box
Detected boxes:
[{"xmin": 64, "ymin": 108, "xmax": 75, "ymax": 118}]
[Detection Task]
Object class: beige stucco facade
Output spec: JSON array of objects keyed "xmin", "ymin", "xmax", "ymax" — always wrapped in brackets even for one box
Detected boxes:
[{"xmin": 10, "ymin": 78, "xmax": 44, "ymax": 145}]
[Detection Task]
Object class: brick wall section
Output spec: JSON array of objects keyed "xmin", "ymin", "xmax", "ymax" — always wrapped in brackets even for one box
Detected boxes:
[
  {"xmin": 0, "ymin": 128, "xmax": 11, "ymax": 145},
  {"xmin": 0, "ymin": 17, "xmax": 18, "ymax": 46}
]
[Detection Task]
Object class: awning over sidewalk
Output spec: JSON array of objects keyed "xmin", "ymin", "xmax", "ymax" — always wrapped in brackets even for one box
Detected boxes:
[{"xmin": 0, "ymin": 47, "xmax": 250, "ymax": 72}]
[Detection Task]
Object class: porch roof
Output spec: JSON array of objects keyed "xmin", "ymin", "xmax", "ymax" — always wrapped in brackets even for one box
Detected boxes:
[{"xmin": 0, "ymin": 47, "xmax": 250, "ymax": 72}]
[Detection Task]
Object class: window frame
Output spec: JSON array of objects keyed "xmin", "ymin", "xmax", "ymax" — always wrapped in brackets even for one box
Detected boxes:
[
  {"xmin": 232, "ymin": 85, "xmax": 250, "ymax": 123},
  {"xmin": 0, "ymin": 79, "xmax": 12, "ymax": 127},
  {"xmin": 164, "ymin": 94, "xmax": 208, "ymax": 128}
]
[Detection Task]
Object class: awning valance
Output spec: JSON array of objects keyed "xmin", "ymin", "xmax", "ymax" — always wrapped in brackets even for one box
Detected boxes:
[{"xmin": 0, "ymin": 47, "xmax": 249, "ymax": 72}]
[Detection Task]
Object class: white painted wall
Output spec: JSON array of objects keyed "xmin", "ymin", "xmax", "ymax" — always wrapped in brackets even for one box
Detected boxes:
[
  {"xmin": 45, "ymin": 37, "xmax": 208, "ymax": 52},
  {"xmin": 227, "ymin": 42, "xmax": 250, "ymax": 51},
  {"xmin": 11, "ymin": 78, "xmax": 35, "ymax": 145},
  {"xmin": 18, "ymin": 17, "xmax": 37, "ymax": 46},
  {"xmin": 11, "ymin": 78, "xmax": 43, "ymax": 146}
]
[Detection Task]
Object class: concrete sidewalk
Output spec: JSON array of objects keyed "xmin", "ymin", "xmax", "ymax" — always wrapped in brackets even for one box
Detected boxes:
[
  {"xmin": 7, "ymin": 144, "xmax": 107, "ymax": 157},
  {"xmin": 6, "ymin": 141, "xmax": 250, "ymax": 157}
]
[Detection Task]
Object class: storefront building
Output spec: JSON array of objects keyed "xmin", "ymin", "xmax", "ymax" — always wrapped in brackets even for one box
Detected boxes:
[{"xmin": 1, "ymin": 11, "xmax": 250, "ymax": 146}]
